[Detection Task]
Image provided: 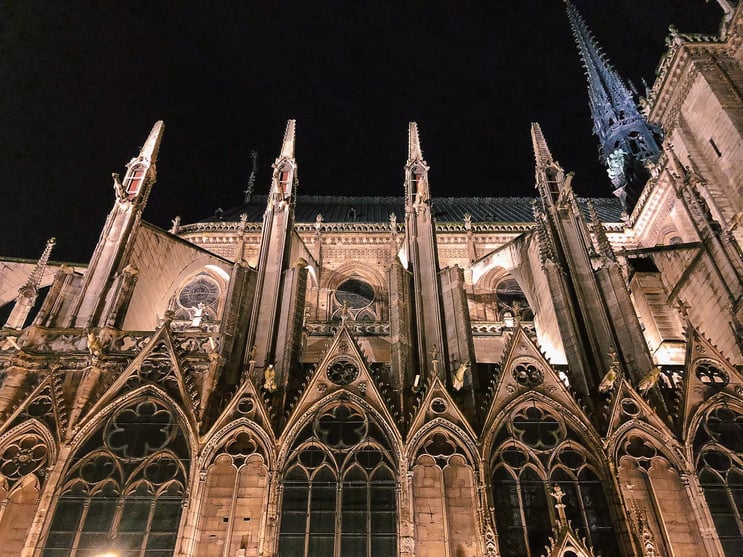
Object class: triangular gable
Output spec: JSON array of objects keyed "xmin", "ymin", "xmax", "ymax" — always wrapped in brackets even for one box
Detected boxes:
[
  {"xmin": 406, "ymin": 375, "xmax": 477, "ymax": 444},
  {"xmin": 544, "ymin": 525, "xmax": 595, "ymax": 557},
  {"xmin": 482, "ymin": 327, "xmax": 587, "ymax": 435},
  {"xmin": 604, "ymin": 378, "xmax": 679, "ymax": 451},
  {"xmin": 0, "ymin": 370, "xmax": 67, "ymax": 442},
  {"xmin": 680, "ymin": 326, "xmax": 743, "ymax": 438},
  {"xmin": 205, "ymin": 376, "xmax": 275, "ymax": 445},
  {"xmin": 282, "ymin": 323, "xmax": 398, "ymax": 438},
  {"xmin": 78, "ymin": 324, "xmax": 199, "ymax": 434}
]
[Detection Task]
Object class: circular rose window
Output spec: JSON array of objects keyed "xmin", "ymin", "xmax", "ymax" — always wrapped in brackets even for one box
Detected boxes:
[{"xmin": 326, "ymin": 359, "xmax": 360, "ymax": 386}]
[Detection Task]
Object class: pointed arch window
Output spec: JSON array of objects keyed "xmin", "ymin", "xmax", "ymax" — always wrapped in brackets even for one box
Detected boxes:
[
  {"xmin": 196, "ymin": 429, "xmax": 269, "ymax": 556},
  {"xmin": 0, "ymin": 431, "xmax": 50, "ymax": 555},
  {"xmin": 43, "ymin": 399, "xmax": 189, "ymax": 557},
  {"xmin": 278, "ymin": 402, "xmax": 397, "ymax": 557},
  {"xmin": 693, "ymin": 406, "xmax": 743, "ymax": 555},
  {"xmin": 411, "ymin": 431, "xmax": 479, "ymax": 557},
  {"xmin": 490, "ymin": 406, "xmax": 620, "ymax": 557}
]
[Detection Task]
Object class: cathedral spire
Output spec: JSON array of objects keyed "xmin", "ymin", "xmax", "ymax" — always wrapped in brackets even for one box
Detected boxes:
[
  {"xmin": 565, "ymin": 1, "xmax": 661, "ymax": 210},
  {"xmin": 4, "ymin": 237, "xmax": 55, "ymax": 329}
]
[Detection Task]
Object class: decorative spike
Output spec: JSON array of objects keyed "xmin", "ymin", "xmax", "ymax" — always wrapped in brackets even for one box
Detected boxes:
[
  {"xmin": 408, "ymin": 122, "xmax": 423, "ymax": 163},
  {"xmin": 280, "ymin": 120, "xmax": 296, "ymax": 159},
  {"xmin": 4, "ymin": 237, "xmax": 56, "ymax": 329},
  {"xmin": 139, "ymin": 121, "xmax": 165, "ymax": 165},
  {"xmin": 587, "ymin": 201, "xmax": 615, "ymax": 261},
  {"xmin": 530, "ymin": 122, "xmax": 554, "ymax": 168}
]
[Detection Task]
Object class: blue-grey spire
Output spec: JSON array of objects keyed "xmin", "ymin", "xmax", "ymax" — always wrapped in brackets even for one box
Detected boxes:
[{"xmin": 565, "ymin": 1, "xmax": 662, "ymax": 209}]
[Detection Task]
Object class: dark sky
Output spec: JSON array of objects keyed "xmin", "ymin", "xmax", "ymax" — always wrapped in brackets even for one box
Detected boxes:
[{"xmin": 0, "ymin": 1, "xmax": 724, "ymax": 263}]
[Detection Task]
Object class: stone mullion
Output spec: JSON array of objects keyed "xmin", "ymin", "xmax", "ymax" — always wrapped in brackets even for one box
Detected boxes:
[
  {"xmin": 400, "ymin": 466, "xmax": 415, "ymax": 557},
  {"xmin": 256, "ymin": 467, "xmax": 274, "ymax": 557},
  {"xmin": 22, "ymin": 444, "xmax": 71, "ymax": 557}
]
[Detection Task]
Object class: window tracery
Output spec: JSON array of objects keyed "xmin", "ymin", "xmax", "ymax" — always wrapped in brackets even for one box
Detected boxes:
[
  {"xmin": 0, "ymin": 431, "xmax": 50, "ymax": 556},
  {"xmin": 43, "ymin": 399, "xmax": 188, "ymax": 557},
  {"xmin": 332, "ymin": 278, "xmax": 376, "ymax": 322},
  {"xmin": 412, "ymin": 430, "xmax": 479, "ymax": 557},
  {"xmin": 171, "ymin": 273, "xmax": 222, "ymax": 330},
  {"xmin": 491, "ymin": 405, "xmax": 619, "ymax": 557},
  {"xmin": 693, "ymin": 406, "xmax": 743, "ymax": 555},
  {"xmin": 278, "ymin": 402, "xmax": 396, "ymax": 557},
  {"xmin": 196, "ymin": 428, "xmax": 268, "ymax": 556},
  {"xmin": 694, "ymin": 361, "xmax": 729, "ymax": 387}
]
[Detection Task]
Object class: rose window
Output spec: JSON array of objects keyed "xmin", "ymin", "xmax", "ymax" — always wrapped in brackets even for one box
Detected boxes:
[{"xmin": 326, "ymin": 359, "xmax": 360, "ymax": 386}]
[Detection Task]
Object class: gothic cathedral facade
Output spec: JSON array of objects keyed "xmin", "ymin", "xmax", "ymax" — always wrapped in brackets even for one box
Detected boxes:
[{"xmin": 0, "ymin": 3, "xmax": 742, "ymax": 557}]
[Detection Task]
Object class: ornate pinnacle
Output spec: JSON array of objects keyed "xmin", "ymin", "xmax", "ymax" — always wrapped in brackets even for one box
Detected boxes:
[
  {"xmin": 588, "ymin": 201, "xmax": 615, "ymax": 261},
  {"xmin": 280, "ymin": 120, "xmax": 296, "ymax": 159},
  {"xmin": 27, "ymin": 237, "xmax": 56, "ymax": 289},
  {"xmin": 408, "ymin": 122, "xmax": 424, "ymax": 163},
  {"xmin": 530, "ymin": 122, "xmax": 554, "ymax": 168}
]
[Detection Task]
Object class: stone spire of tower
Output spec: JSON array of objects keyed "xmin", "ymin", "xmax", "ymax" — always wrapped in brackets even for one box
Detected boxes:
[
  {"xmin": 4, "ymin": 237, "xmax": 55, "ymax": 329},
  {"xmin": 564, "ymin": 1, "xmax": 661, "ymax": 210}
]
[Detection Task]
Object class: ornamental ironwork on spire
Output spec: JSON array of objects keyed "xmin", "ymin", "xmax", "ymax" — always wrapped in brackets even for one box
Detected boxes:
[{"xmin": 565, "ymin": 1, "xmax": 662, "ymax": 210}]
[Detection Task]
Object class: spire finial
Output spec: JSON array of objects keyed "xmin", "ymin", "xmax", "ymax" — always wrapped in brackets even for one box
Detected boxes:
[
  {"xmin": 530, "ymin": 122, "xmax": 554, "ymax": 167},
  {"xmin": 244, "ymin": 150, "xmax": 258, "ymax": 204},
  {"xmin": 408, "ymin": 122, "xmax": 423, "ymax": 162},
  {"xmin": 280, "ymin": 119, "xmax": 296, "ymax": 159},
  {"xmin": 29, "ymin": 237, "xmax": 56, "ymax": 288},
  {"xmin": 4, "ymin": 237, "xmax": 56, "ymax": 329},
  {"xmin": 139, "ymin": 120, "xmax": 164, "ymax": 164}
]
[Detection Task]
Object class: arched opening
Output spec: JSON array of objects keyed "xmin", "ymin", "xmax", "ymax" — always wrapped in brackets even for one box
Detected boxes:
[
  {"xmin": 196, "ymin": 428, "xmax": 269, "ymax": 556},
  {"xmin": 43, "ymin": 399, "xmax": 190, "ymax": 556},
  {"xmin": 490, "ymin": 405, "xmax": 620, "ymax": 557},
  {"xmin": 411, "ymin": 430, "xmax": 479, "ymax": 557},
  {"xmin": 278, "ymin": 402, "xmax": 397, "ymax": 556},
  {"xmin": 0, "ymin": 430, "xmax": 50, "ymax": 556},
  {"xmin": 693, "ymin": 405, "xmax": 743, "ymax": 555}
]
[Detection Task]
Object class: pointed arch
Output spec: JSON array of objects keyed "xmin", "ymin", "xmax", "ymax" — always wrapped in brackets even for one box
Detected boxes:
[
  {"xmin": 41, "ymin": 391, "xmax": 193, "ymax": 556},
  {"xmin": 195, "ymin": 420, "xmax": 273, "ymax": 556},
  {"xmin": 409, "ymin": 423, "xmax": 480, "ymax": 557},
  {"xmin": 689, "ymin": 398, "xmax": 743, "ymax": 555},
  {"xmin": 276, "ymin": 398, "xmax": 397, "ymax": 557},
  {"xmin": 0, "ymin": 421, "xmax": 55, "ymax": 557},
  {"xmin": 487, "ymin": 396, "xmax": 621, "ymax": 557}
]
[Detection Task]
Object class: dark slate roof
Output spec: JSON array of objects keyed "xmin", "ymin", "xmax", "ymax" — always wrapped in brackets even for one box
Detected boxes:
[{"xmin": 206, "ymin": 195, "xmax": 624, "ymax": 224}]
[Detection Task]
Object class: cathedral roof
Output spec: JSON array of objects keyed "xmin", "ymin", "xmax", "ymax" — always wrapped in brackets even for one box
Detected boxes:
[{"xmin": 206, "ymin": 195, "xmax": 624, "ymax": 224}]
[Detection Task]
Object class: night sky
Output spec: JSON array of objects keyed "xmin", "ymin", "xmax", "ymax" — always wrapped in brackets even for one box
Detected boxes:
[{"xmin": 0, "ymin": 1, "xmax": 724, "ymax": 264}]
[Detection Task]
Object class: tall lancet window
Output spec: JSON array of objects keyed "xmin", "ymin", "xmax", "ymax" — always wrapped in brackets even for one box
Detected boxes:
[
  {"xmin": 43, "ymin": 399, "xmax": 189, "ymax": 557},
  {"xmin": 278, "ymin": 402, "xmax": 397, "ymax": 556},
  {"xmin": 490, "ymin": 404, "xmax": 619, "ymax": 557},
  {"xmin": 693, "ymin": 405, "xmax": 743, "ymax": 555}
]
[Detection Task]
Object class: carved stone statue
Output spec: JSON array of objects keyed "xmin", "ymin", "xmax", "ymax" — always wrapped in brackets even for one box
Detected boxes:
[
  {"xmin": 452, "ymin": 360, "xmax": 470, "ymax": 391},
  {"xmin": 264, "ymin": 364, "xmax": 277, "ymax": 393}
]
